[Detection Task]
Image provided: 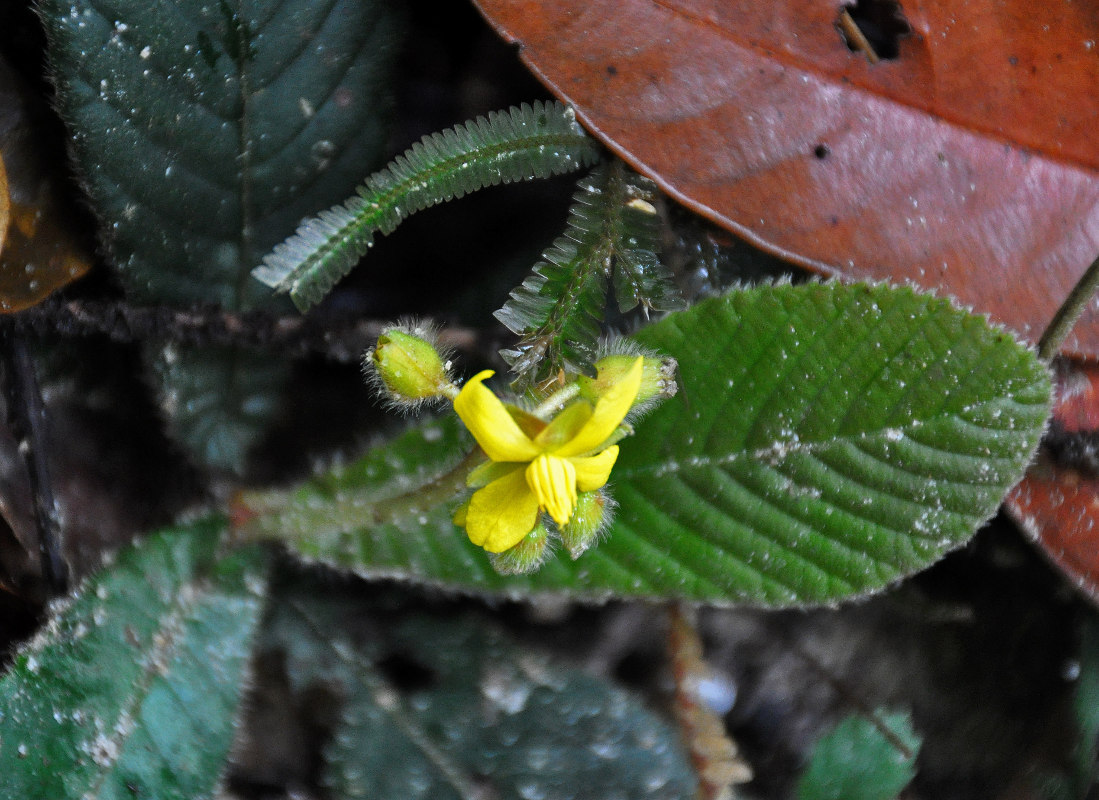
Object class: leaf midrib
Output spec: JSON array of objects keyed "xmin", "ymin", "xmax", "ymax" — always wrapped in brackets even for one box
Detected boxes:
[
  {"xmin": 618, "ymin": 399, "xmax": 1031, "ymax": 480},
  {"xmin": 82, "ymin": 578, "xmax": 209, "ymax": 798}
]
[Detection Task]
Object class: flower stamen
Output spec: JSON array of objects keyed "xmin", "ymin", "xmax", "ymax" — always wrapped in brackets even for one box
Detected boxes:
[{"xmin": 526, "ymin": 454, "xmax": 578, "ymax": 525}]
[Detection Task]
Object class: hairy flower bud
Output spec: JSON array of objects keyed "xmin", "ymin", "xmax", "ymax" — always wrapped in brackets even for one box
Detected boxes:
[
  {"xmin": 489, "ymin": 521, "xmax": 550, "ymax": 575},
  {"xmin": 559, "ymin": 489, "xmax": 614, "ymax": 559},
  {"xmin": 577, "ymin": 350, "xmax": 677, "ymax": 416},
  {"xmin": 366, "ymin": 323, "xmax": 455, "ymax": 407}
]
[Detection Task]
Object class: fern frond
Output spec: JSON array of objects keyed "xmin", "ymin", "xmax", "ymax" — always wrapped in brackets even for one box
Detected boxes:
[
  {"xmin": 495, "ymin": 161, "xmax": 683, "ymax": 385},
  {"xmin": 253, "ymin": 101, "xmax": 601, "ymax": 310},
  {"xmin": 609, "ymin": 178, "xmax": 685, "ymax": 317}
]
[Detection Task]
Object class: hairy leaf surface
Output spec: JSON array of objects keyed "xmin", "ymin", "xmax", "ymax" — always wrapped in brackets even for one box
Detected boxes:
[
  {"xmin": 254, "ymin": 100, "xmax": 601, "ymax": 310},
  {"xmin": 796, "ymin": 711, "xmax": 921, "ymax": 800},
  {"xmin": 235, "ymin": 283, "xmax": 1051, "ymax": 606},
  {"xmin": 40, "ymin": 0, "xmax": 401, "ymax": 469},
  {"xmin": 0, "ymin": 518, "xmax": 269, "ymax": 799}
]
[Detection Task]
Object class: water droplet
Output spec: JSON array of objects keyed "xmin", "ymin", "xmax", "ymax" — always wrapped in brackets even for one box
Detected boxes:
[{"xmin": 518, "ymin": 781, "xmax": 546, "ymax": 800}]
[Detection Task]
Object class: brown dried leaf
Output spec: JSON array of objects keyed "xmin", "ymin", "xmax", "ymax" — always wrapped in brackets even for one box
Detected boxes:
[
  {"xmin": 472, "ymin": 0, "xmax": 1099, "ymax": 357},
  {"xmin": 668, "ymin": 605, "xmax": 752, "ymax": 800},
  {"xmin": 1005, "ymin": 361, "xmax": 1099, "ymax": 606},
  {"xmin": 0, "ymin": 60, "xmax": 90, "ymax": 312}
]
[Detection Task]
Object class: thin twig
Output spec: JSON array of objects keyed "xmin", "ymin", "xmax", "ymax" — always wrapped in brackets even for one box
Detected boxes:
[
  {"xmin": 792, "ymin": 643, "xmax": 916, "ymax": 760},
  {"xmin": 1038, "ymin": 251, "xmax": 1099, "ymax": 361},
  {"xmin": 837, "ymin": 10, "xmax": 880, "ymax": 63},
  {"xmin": 0, "ymin": 322, "xmax": 67, "ymax": 594}
]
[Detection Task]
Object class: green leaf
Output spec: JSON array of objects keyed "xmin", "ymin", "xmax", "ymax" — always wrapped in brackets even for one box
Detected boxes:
[
  {"xmin": 254, "ymin": 100, "xmax": 602, "ymax": 310},
  {"xmin": 40, "ymin": 0, "xmax": 402, "ymax": 470},
  {"xmin": 495, "ymin": 160, "xmax": 682, "ymax": 384},
  {"xmin": 235, "ymin": 283, "xmax": 1052, "ymax": 606},
  {"xmin": 0, "ymin": 518, "xmax": 269, "ymax": 799},
  {"xmin": 796, "ymin": 711, "xmax": 921, "ymax": 800},
  {"xmin": 258, "ymin": 584, "xmax": 697, "ymax": 800}
]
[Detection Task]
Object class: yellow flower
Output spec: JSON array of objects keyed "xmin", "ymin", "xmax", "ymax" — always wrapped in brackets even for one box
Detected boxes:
[{"xmin": 453, "ymin": 357, "xmax": 643, "ymax": 553}]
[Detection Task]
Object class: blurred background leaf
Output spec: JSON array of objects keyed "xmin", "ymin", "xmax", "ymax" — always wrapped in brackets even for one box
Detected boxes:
[
  {"xmin": 1006, "ymin": 361, "xmax": 1099, "ymax": 607},
  {"xmin": 253, "ymin": 577, "xmax": 697, "ymax": 800},
  {"xmin": 0, "ymin": 518, "xmax": 269, "ymax": 799},
  {"xmin": 0, "ymin": 57, "xmax": 90, "ymax": 311},
  {"xmin": 796, "ymin": 710, "xmax": 921, "ymax": 800}
]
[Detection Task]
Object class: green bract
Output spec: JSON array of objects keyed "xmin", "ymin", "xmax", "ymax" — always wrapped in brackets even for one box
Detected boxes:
[{"xmin": 253, "ymin": 100, "xmax": 601, "ymax": 310}]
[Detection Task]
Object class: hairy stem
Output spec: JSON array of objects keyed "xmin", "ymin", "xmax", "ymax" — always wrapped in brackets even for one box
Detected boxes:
[{"xmin": 1038, "ymin": 251, "xmax": 1099, "ymax": 361}]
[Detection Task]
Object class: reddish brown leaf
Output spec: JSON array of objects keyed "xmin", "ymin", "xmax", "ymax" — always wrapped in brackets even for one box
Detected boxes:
[
  {"xmin": 1005, "ymin": 361, "xmax": 1099, "ymax": 604},
  {"xmin": 0, "ymin": 61, "xmax": 90, "ymax": 313},
  {"xmin": 472, "ymin": 0, "xmax": 1099, "ymax": 356},
  {"xmin": 0, "ymin": 156, "xmax": 9, "ymax": 258},
  {"xmin": 1006, "ymin": 467, "xmax": 1099, "ymax": 606}
]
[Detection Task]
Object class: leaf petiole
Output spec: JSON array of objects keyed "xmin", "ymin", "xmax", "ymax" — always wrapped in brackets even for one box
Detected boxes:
[{"xmin": 1037, "ymin": 251, "xmax": 1099, "ymax": 361}]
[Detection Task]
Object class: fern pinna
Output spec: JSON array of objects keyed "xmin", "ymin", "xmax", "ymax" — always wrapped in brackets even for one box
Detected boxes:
[
  {"xmin": 253, "ymin": 101, "xmax": 600, "ymax": 310},
  {"xmin": 495, "ymin": 161, "xmax": 683, "ymax": 386}
]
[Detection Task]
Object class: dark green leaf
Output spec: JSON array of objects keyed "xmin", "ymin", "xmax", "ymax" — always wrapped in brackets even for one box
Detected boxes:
[
  {"xmin": 258, "ymin": 584, "xmax": 696, "ymax": 800},
  {"xmin": 796, "ymin": 711, "xmax": 921, "ymax": 800},
  {"xmin": 0, "ymin": 518, "xmax": 269, "ymax": 799},
  {"xmin": 236, "ymin": 283, "xmax": 1051, "ymax": 606},
  {"xmin": 151, "ymin": 342, "xmax": 286, "ymax": 470},
  {"xmin": 40, "ymin": 0, "xmax": 401, "ymax": 470}
]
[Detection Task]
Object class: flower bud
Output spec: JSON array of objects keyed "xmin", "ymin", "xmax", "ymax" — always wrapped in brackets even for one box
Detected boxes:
[
  {"xmin": 366, "ymin": 324, "xmax": 454, "ymax": 406},
  {"xmin": 489, "ymin": 521, "xmax": 550, "ymax": 575},
  {"xmin": 577, "ymin": 352, "xmax": 677, "ymax": 415},
  {"xmin": 559, "ymin": 489, "xmax": 614, "ymax": 559}
]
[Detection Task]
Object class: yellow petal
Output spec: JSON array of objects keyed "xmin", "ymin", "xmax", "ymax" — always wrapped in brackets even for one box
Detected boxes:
[
  {"xmin": 534, "ymin": 401, "xmax": 592, "ymax": 450},
  {"xmin": 454, "ymin": 371, "xmax": 540, "ymax": 462},
  {"xmin": 554, "ymin": 357, "xmax": 643, "ymax": 457},
  {"xmin": 464, "ymin": 467, "xmax": 541, "ymax": 553},
  {"xmin": 525, "ymin": 454, "xmax": 578, "ymax": 526},
  {"xmin": 466, "ymin": 459, "xmax": 517, "ymax": 488},
  {"xmin": 571, "ymin": 445, "xmax": 619, "ymax": 492}
]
